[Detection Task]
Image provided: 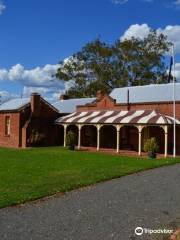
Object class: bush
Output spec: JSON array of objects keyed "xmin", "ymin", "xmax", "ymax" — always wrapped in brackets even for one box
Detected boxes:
[
  {"xmin": 144, "ymin": 137, "xmax": 159, "ymax": 153},
  {"xmin": 66, "ymin": 131, "xmax": 76, "ymax": 150},
  {"xmin": 28, "ymin": 129, "xmax": 46, "ymax": 146}
]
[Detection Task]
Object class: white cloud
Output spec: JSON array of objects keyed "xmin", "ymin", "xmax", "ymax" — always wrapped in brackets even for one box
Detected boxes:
[
  {"xmin": 174, "ymin": 0, "xmax": 180, "ymax": 5},
  {"xmin": 23, "ymin": 86, "xmax": 64, "ymax": 101},
  {"xmin": 120, "ymin": 24, "xmax": 180, "ymax": 54},
  {"xmin": 165, "ymin": 63, "xmax": 180, "ymax": 82},
  {"xmin": 0, "ymin": 63, "xmax": 65, "ymax": 100},
  {"xmin": 111, "ymin": 0, "xmax": 180, "ymax": 8},
  {"xmin": 0, "ymin": 90, "xmax": 19, "ymax": 103},
  {"xmin": 174, "ymin": 63, "xmax": 180, "ymax": 81},
  {"xmin": 165, "ymin": 62, "xmax": 180, "ymax": 82},
  {"xmin": 111, "ymin": 0, "xmax": 128, "ymax": 4},
  {"xmin": 0, "ymin": 68, "xmax": 8, "ymax": 80},
  {"xmin": 120, "ymin": 23, "xmax": 150, "ymax": 41},
  {"xmin": 8, "ymin": 64, "xmax": 24, "ymax": 81},
  {"xmin": 23, "ymin": 86, "xmax": 52, "ymax": 96},
  {"xmin": 157, "ymin": 25, "xmax": 180, "ymax": 54},
  {"xmin": 111, "ymin": 0, "xmax": 154, "ymax": 4},
  {"xmin": 0, "ymin": 63, "xmax": 64, "ymax": 87},
  {"xmin": 0, "ymin": 2, "xmax": 6, "ymax": 15}
]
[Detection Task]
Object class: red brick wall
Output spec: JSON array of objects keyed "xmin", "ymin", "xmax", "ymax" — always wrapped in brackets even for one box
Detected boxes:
[
  {"xmin": 77, "ymin": 97, "xmax": 180, "ymax": 120},
  {"xmin": 76, "ymin": 96, "xmax": 180, "ymax": 155},
  {"xmin": 128, "ymin": 102, "xmax": 180, "ymax": 120},
  {"xmin": 21, "ymin": 99, "xmax": 60, "ymax": 147},
  {"xmin": 0, "ymin": 97, "xmax": 60, "ymax": 148},
  {"xmin": 0, "ymin": 113, "xmax": 21, "ymax": 147}
]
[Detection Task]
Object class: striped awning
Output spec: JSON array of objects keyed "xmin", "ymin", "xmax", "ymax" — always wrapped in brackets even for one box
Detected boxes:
[{"xmin": 56, "ymin": 110, "xmax": 180, "ymax": 125}]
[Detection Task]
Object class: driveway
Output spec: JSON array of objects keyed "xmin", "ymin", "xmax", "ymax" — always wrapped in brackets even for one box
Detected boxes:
[{"xmin": 1, "ymin": 164, "xmax": 180, "ymax": 240}]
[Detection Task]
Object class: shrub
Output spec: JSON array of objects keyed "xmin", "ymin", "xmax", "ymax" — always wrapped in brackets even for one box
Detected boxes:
[
  {"xmin": 28, "ymin": 129, "xmax": 46, "ymax": 146},
  {"xmin": 144, "ymin": 137, "xmax": 159, "ymax": 153},
  {"xmin": 66, "ymin": 131, "xmax": 76, "ymax": 150}
]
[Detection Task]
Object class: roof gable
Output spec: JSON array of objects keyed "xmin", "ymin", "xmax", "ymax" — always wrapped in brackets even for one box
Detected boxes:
[
  {"xmin": 0, "ymin": 98, "xmax": 30, "ymax": 112},
  {"xmin": 52, "ymin": 98, "xmax": 95, "ymax": 113},
  {"xmin": 95, "ymin": 94, "xmax": 116, "ymax": 108},
  {"xmin": 0, "ymin": 96, "xmax": 59, "ymax": 113}
]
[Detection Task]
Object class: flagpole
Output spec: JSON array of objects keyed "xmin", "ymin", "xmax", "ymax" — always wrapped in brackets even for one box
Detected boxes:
[{"xmin": 172, "ymin": 43, "xmax": 176, "ymax": 158}]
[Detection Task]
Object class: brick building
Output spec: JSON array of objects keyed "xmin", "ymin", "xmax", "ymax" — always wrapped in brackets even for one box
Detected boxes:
[
  {"xmin": 56, "ymin": 83, "xmax": 180, "ymax": 157},
  {"xmin": 0, "ymin": 93, "xmax": 94, "ymax": 148},
  {"xmin": 0, "ymin": 93, "xmax": 60, "ymax": 148},
  {"xmin": 0, "ymin": 83, "xmax": 180, "ymax": 157}
]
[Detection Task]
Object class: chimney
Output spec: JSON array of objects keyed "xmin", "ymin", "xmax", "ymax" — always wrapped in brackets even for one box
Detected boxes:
[
  {"xmin": 96, "ymin": 90, "xmax": 105, "ymax": 100},
  {"xmin": 60, "ymin": 94, "xmax": 69, "ymax": 100},
  {"xmin": 31, "ymin": 93, "xmax": 41, "ymax": 117}
]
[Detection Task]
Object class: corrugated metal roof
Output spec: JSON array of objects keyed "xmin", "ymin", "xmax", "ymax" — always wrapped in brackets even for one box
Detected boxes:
[
  {"xmin": 0, "ymin": 98, "xmax": 30, "ymax": 111},
  {"xmin": 56, "ymin": 110, "xmax": 180, "ymax": 125},
  {"xmin": 1, "ymin": 83, "xmax": 179, "ymax": 112},
  {"xmin": 52, "ymin": 98, "xmax": 95, "ymax": 113},
  {"xmin": 110, "ymin": 83, "xmax": 180, "ymax": 104}
]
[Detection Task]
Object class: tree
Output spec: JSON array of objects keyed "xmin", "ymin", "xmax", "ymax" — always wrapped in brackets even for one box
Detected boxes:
[
  {"xmin": 66, "ymin": 131, "xmax": 76, "ymax": 150},
  {"xmin": 114, "ymin": 31, "xmax": 170, "ymax": 86},
  {"xmin": 56, "ymin": 30, "xmax": 171, "ymax": 98}
]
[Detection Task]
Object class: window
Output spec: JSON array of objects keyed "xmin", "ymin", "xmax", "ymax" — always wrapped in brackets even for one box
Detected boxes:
[{"xmin": 5, "ymin": 116, "xmax": 10, "ymax": 136}]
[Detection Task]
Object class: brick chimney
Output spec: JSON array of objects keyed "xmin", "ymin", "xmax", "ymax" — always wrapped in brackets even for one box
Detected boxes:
[
  {"xmin": 31, "ymin": 93, "xmax": 41, "ymax": 117},
  {"xmin": 60, "ymin": 94, "xmax": 69, "ymax": 100},
  {"xmin": 96, "ymin": 90, "xmax": 105, "ymax": 100}
]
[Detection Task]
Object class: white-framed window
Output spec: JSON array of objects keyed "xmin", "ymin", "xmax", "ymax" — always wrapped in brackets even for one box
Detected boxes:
[{"xmin": 5, "ymin": 116, "xmax": 10, "ymax": 136}]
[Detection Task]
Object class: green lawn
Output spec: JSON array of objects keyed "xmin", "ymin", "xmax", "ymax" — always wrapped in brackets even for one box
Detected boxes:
[{"xmin": 0, "ymin": 147, "xmax": 180, "ymax": 208}]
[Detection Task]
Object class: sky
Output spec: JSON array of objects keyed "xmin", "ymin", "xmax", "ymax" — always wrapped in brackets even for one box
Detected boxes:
[{"xmin": 0, "ymin": 0, "xmax": 180, "ymax": 101}]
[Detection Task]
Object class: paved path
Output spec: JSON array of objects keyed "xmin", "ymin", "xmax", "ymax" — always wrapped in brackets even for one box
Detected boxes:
[{"xmin": 1, "ymin": 164, "xmax": 180, "ymax": 240}]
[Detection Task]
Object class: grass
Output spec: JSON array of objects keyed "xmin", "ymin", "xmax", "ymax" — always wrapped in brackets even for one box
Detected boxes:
[{"xmin": 0, "ymin": 147, "xmax": 180, "ymax": 209}]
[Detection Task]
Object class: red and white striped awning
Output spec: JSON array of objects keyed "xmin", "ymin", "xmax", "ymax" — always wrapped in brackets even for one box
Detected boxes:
[{"xmin": 56, "ymin": 110, "xmax": 180, "ymax": 125}]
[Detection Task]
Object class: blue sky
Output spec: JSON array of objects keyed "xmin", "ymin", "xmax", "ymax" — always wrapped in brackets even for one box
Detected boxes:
[{"xmin": 0, "ymin": 0, "xmax": 180, "ymax": 100}]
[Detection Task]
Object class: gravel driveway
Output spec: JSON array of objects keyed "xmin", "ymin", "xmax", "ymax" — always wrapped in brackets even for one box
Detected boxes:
[{"xmin": 1, "ymin": 164, "xmax": 180, "ymax": 240}]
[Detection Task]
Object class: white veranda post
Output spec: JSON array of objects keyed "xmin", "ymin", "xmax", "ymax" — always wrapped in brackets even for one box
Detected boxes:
[
  {"xmin": 78, "ymin": 125, "xmax": 82, "ymax": 150},
  {"xmin": 138, "ymin": 126, "xmax": 143, "ymax": 156},
  {"xmin": 96, "ymin": 125, "xmax": 102, "ymax": 151},
  {"xmin": 172, "ymin": 43, "xmax": 176, "ymax": 158},
  {"xmin": 63, "ymin": 124, "xmax": 67, "ymax": 147},
  {"xmin": 164, "ymin": 125, "xmax": 168, "ymax": 158},
  {"xmin": 116, "ymin": 125, "xmax": 121, "ymax": 153}
]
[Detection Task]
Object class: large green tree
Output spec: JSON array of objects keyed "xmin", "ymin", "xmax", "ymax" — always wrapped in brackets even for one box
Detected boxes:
[{"xmin": 56, "ymin": 30, "xmax": 171, "ymax": 98}]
